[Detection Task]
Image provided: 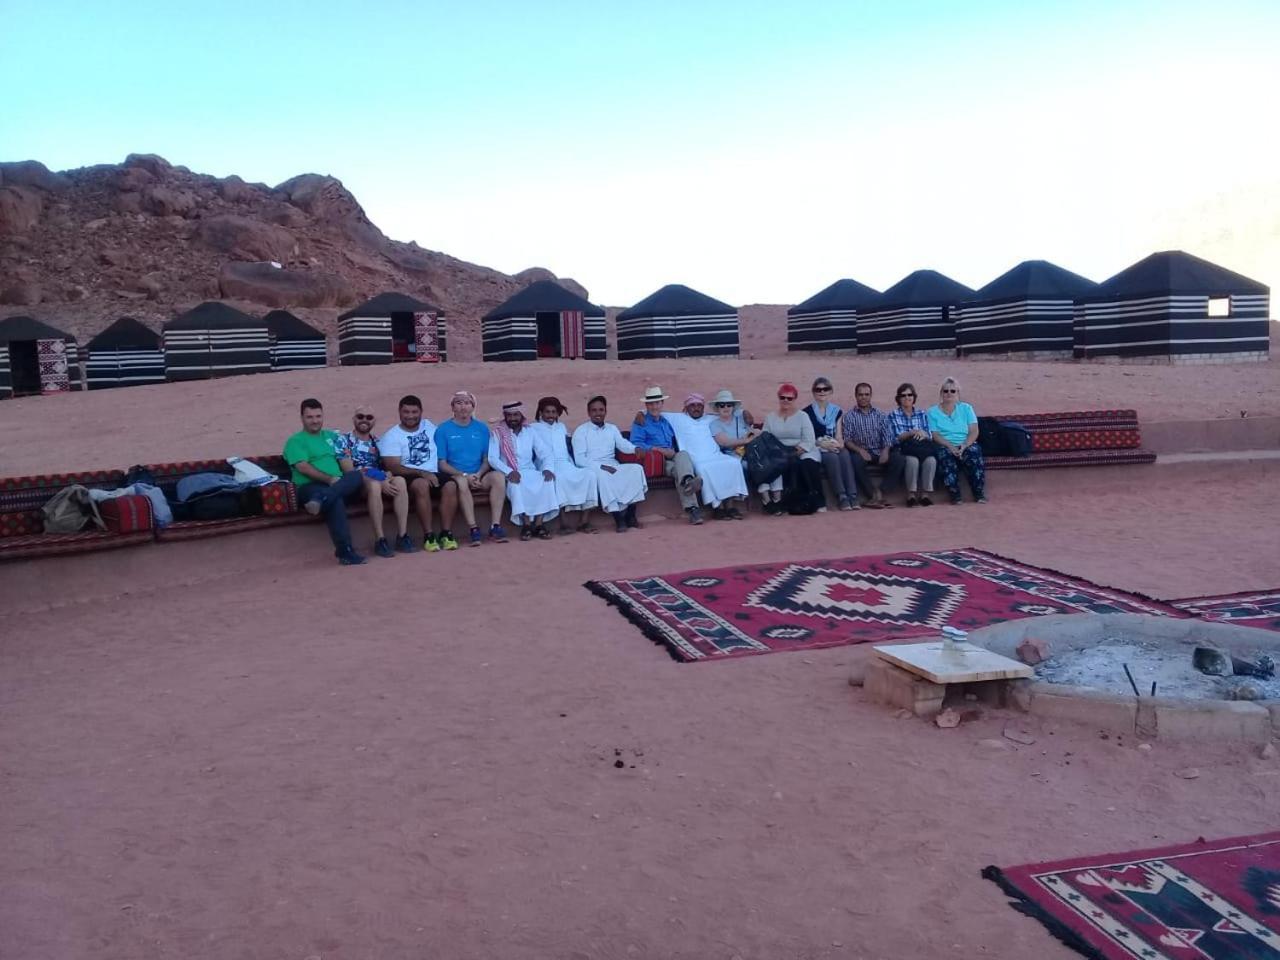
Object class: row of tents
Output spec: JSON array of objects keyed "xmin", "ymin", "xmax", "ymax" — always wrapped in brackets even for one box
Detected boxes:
[{"xmin": 787, "ymin": 250, "xmax": 1270, "ymax": 360}]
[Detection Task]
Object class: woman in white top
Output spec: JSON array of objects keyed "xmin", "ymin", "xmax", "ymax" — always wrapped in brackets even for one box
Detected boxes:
[
  {"xmin": 532, "ymin": 396, "xmax": 599, "ymax": 533},
  {"xmin": 760, "ymin": 382, "xmax": 825, "ymax": 515}
]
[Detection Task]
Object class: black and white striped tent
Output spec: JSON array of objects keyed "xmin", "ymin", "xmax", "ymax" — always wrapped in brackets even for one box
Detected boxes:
[
  {"xmin": 616, "ymin": 284, "xmax": 738, "ymax": 360},
  {"xmin": 337, "ymin": 292, "xmax": 447, "ymax": 365},
  {"xmin": 85, "ymin": 316, "xmax": 165, "ymax": 389},
  {"xmin": 957, "ymin": 261, "xmax": 1097, "ymax": 358},
  {"xmin": 786, "ymin": 278, "xmax": 881, "ymax": 353},
  {"xmin": 855, "ymin": 270, "xmax": 974, "ymax": 356},
  {"xmin": 0, "ymin": 315, "xmax": 83, "ymax": 399},
  {"xmin": 1074, "ymin": 251, "xmax": 1270, "ymax": 362},
  {"xmin": 481, "ymin": 280, "xmax": 606, "ymax": 362},
  {"xmin": 163, "ymin": 302, "xmax": 271, "ymax": 381},
  {"xmin": 263, "ymin": 310, "xmax": 327, "ymax": 371}
]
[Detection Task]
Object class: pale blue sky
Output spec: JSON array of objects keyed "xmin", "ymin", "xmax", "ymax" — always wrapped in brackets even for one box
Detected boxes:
[{"xmin": 3, "ymin": 0, "xmax": 1277, "ymax": 304}]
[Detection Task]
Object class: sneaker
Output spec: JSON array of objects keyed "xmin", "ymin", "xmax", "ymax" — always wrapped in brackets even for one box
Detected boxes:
[
  {"xmin": 439, "ymin": 531, "xmax": 459, "ymax": 551},
  {"xmin": 419, "ymin": 533, "xmax": 436, "ymax": 553},
  {"xmin": 816, "ymin": 506, "xmax": 827, "ymax": 513},
  {"xmin": 374, "ymin": 537, "xmax": 395, "ymax": 559},
  {"xmin": 976, "ymin": 495, "xmax": 989, "ymax": 504},
  {"xmin": 950, "ymin": 495, "xmax": 963, "ymax": 506},
  {"xmin": 687, "ymin": 506, "xmax": 704, "ymax": 526},
  {"xmin": 919, "ymin": 496, "xmax": 933, "ymax": 507},
  {"xmin": 337, "ymin": 546, "xmax": 366, "ymax": 566},
  {"xmin": 469, "ymin": 527, "xmax": 484, "ymax": 547},
  {"xmin": 303, "ymin": 499, "xmax": 322, "ymax": 516},
  {"xmin": 489, "ymin": 524, "xmax": 508, "ymax": 543},
  {"xmin": 838, "ymin": 497, "xmax": 853, "ymax": 512}
]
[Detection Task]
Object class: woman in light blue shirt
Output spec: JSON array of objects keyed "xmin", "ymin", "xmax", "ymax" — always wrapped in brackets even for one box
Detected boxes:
[{"xmin": 926, "ymin": 376, "xmax": 987, "ymax": 505}]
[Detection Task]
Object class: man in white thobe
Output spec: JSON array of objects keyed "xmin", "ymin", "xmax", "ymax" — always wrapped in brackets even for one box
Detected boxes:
[
  {"xmin": 531, "ymin": 395, "xmax": 600, "ymax": 534},
  {"xmin": 571, "ymin": 395, "xmax": 648, "ymax": 533},
  {"xmin": 488, "ymin": 401, "xmax": 560, "ymax": 540},
  {"xmin": 661, "ymin": 393, "xmax": 750, "ymax": 520}
]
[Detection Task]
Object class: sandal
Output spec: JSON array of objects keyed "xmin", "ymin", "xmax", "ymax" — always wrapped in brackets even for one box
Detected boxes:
[
  {"xmin": 577, "ymin": 521, "xmax": 598, "ymax": 534},
  {"xmin": 536, "ymin": 525, "xmax": 553, "ymax": 540},
  {"xmin": 519, "ymin": 525, "xmax": 533, "ymax": 541}
]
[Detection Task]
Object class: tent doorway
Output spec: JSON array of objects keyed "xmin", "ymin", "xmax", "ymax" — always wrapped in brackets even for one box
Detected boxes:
[
  {"xmin": 536, "ymin": 312, "xmax": 561, "ymax": 358},
  {"xmin": 8, "ymin": 340, "xmax": 41, "ymax": 396},
  {"xmin": 391, "ymin": 312, "xmax": 415, "ymax": 361}
]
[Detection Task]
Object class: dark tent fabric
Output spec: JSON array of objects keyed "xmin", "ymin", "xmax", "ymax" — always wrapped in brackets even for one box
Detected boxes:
[
  {"xmin": 163, "ymin": 301, "xmax": 271, "ymax": 381},
  {"xmin": 0, "ymin": 315, "xmax": 82, "ymax": 398},
  {"xmin": 263, "ymin": 310, "xmax": 327, "ymax": 371},
  {"xmin": 1075, "ymin": 251, "xmax": 1270, "ymax": 360},
  {"xmin": 616, "ymin": 284, "xmax": 739, "ymax": 359},
  {"xmin": 482, "ymin": 280, "xmax": 606, "ymax": 361},
  {"xmin": 87, "ymin": 316, "xmax": 161, "ymax": 350},
  {"xmin": 856, "ymin": 270, "xmax": 974, "ymax": 354},
  {"xmin": 337, "ymin": 292, "xmax": 447, "ymax": 365},
  {"xmin": 86, "ymin": 317, "xmax": 165, "ymax": 389},
  {"xmin": 957, "ymin": 261, "xmax": 1096, "ymax": 356},
  {"xmin": 786, "ymin": 278, "xmax": 881, "ymax": 352}
]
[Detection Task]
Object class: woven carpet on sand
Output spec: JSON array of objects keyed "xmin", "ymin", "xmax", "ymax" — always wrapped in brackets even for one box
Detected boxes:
[
  {"xmin": 983, "ymin": 832, "xmax": 1280, "ymax": 960},
  {"xmin": 1170, "ymin": 590, "xmax": 1280, "ymax": 634},
  {"xmin": 585, "ymin": 547, "xmax": 1186, "ymax": 662}
]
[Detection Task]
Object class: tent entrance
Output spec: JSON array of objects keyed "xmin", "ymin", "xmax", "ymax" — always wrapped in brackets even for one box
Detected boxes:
[
  {"xmin": 391, "ymin": 312, "xmax": 416, "ymax": 361},
  {"xmin": 8, "ymin": 340, "xmax": 41, "ymax": 396},
  {"xmin": 536, "ymin": 312, "xmax": 561, "ymax": 358}
]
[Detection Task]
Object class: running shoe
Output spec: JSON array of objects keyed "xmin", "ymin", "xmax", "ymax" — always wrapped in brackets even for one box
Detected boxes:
[
  {"xmin": 439, "ymin": 531, "xmax": 459, "ymax": 551},
  {"xmin": 374, "ymin": 537, "xmax": 395, "ymax": 559},
  {"xmin": 488, "ymin": 524, "xmax": 508, "ymax": 543}
]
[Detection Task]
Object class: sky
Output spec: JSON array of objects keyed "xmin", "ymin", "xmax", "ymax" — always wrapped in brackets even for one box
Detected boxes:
[{"xmin": 3, "ymin": 0, "xmax": 1278, "ymax": 306}]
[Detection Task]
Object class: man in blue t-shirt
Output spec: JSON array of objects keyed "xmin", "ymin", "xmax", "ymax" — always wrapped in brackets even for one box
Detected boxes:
[{"xmin": 435, "ymin": 390, "xmax": 508, "ymax": 546}]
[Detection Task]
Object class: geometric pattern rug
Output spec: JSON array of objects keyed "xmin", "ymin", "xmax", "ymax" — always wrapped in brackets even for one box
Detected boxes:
[
  {"xmin": 1170, "ymin": 589, "xmax": 1280, "ymax": 634},
  {"xmin": 983, "ymin": 831, "xmax": 1280, "ymax": 960},
  {"xmin": 585, "ymin": 547, "xmax": 1188, "ymax": 662}
]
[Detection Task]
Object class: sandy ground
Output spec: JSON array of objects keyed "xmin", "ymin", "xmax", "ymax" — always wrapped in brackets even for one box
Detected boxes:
[
  {"xmin": 1, "ymin": 354, "xmax": 1278, "ymax": 476},
  {"xmin": 3, "ymin": 359, "xmax": 1280, "ymax": 960}
]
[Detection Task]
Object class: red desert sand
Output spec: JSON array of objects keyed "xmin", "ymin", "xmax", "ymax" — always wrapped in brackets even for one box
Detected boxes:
[{"xmin": 2, "ymin": 356, "xmax": 1280, "ymax": 960}]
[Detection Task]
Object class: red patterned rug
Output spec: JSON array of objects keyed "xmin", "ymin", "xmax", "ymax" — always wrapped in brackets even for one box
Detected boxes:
[
  {"xmin": 983, "ymin": 832, "xmax": 1280, "ymax": 959},
  {"xmin": 585, "ymin": 547, "xmax": 1186, "ymax": 662},
  {"xmin": 1170, "ymin": 590, "xmax": 1280, "ymax": 633}
]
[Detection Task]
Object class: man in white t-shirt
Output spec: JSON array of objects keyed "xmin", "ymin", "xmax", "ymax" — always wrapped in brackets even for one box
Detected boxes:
[{"xmin": 380, "ymin": 393, "xmax": 451, "ymax": 552}]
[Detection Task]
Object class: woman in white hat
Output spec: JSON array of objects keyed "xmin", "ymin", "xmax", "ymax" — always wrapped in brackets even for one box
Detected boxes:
[{"xmin": 706, "ymin": 388, "xmax": 755, "ymax": 519}]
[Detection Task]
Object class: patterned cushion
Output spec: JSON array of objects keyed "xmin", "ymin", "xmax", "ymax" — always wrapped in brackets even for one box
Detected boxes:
[
  {"xmin": 0, "ymin": 470, "xmax": 127, "ymax": 513},
  {"xmin": 156, "ymin": 512, "xmax": 314, "ymax": 542},
  {"xmin": 994, "ymin": 410, "xmax": 1142, "ymax": 453},
  {"xmin": 617, "ymin": 448, "xmax": 668, "ymax": 480},
  {"xmin": 0, "ymin": 510, "xmax": 43, "ymax": 538},
  {"xmin": 986, "ymin": 449, "xmax": 1157, "ymax": 470},
  {"xmin": 258, "ymin": 480, "xmax": 298, "ymax": 515},
  {"xmin": 0, "ymin": 529, "xmax": 153, "ymax": 563}
]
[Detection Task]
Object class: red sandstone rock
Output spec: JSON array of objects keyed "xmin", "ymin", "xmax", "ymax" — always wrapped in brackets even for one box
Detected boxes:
[
  {"xmin": 217, "ymin": 261, "xmax": 356, "ymax": 308},
  {"xmin": 0, "ymin": 186, "xmax": 44, "ymax": 234},
  {"xmin": 0, "ymin": 160, "xmax": 69, "ymax": 193},
  {"xmin": 1016, "ymin": 637, "xmax": 1051, "ymax": 665},
  {"xmin": 934, "ymin": 708, "xmax": 961, "ymax": 729},
  {"xmin": 195, "ymin": 215, "xmax": 297, "ymax": 262}
]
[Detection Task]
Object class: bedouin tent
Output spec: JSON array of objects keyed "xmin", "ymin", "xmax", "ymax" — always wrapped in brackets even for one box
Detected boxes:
[
  {"xmin": 263, "ymin": 310, "xmax": 327, "ymax": 371},
  {"xmin": 1073, "ymin": 250, "xmax": 1270, "ymax": 362},
  {"xmin": 163, "ymin": 302, "xmax": 271, "ymax": 381},
  {"xmin": 615, "ymin": 284, "xmax": 738, "ymax": 360},
  {"xmin": 855, "ymin": 270, "xmax": 974, "ymax": 356},
  {"xmin": 85, "ymin": 316, "xmax": 165, "ymax": 389},
  {"xmin": 481, "ymin": 280, "xmax": 606, "ymax": 362},
  {"xmin": 956, "ymin": 260, "xmax": 1097, "ymax": 358},
  {"xmin": 786, "ymin": 278, "xmax": 881, "ymax": 353},
  {"xmin": 0, "ymin": 315, "xmax": 82, "ymax": 399},
  {"xmin": 336, "ymin": 292, "xmax": 447, "ymax": 365}
]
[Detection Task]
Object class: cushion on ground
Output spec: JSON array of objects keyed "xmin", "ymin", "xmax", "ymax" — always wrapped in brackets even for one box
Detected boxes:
[
  {"xmin": 156, "ymin": 512, "xmax": 315, "ymax": 542},
  {"xmin": 0, "ymin": 529, "xmax": 154, "ymax": 562},
  {"xmin": 994, "ymin": 409, "xmax": 1142, "ymax": 452},
  {"xmin": 0, "ymin": 469, "xmax": 127, "ymax": 516},
  {"xmin": 985, "ymin": 448, "xmax": 1157, "ymax": 470}
]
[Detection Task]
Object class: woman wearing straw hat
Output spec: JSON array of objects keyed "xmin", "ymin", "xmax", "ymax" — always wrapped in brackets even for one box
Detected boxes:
[{"xmin": 706, "ymin": 388, "xmax": 754, "ymax": 519}]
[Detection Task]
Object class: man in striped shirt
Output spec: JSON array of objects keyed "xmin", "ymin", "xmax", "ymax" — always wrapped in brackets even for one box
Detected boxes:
[{"xmin": 840, "ymin": 383, "xmax": 905, "ymax": 509}]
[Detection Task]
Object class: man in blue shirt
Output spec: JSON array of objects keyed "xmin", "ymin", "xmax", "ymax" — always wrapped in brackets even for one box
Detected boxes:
[
  {"xmin": 435, "ymin": 390, "xmax": 508, "ymax": 546},
  {"xmin": 630, "ymin": 385, "xmax": 699, "ymax": 517}
]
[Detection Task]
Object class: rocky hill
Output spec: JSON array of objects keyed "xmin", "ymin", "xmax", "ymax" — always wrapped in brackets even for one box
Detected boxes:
[{"xmin": 0, "ymin": 155, "xmax": 587, "ymax": 360}]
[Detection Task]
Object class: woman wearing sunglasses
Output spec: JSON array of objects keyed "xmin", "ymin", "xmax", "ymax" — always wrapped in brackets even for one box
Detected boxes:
[
  {"xmin": 927, "ymin": 377, "xmax": 987, "ymax": 505},
  {"xmin": 887, "ymin": 382, "xmax": 936, "ymax": 507},
  {"xmin": 803, "ymin": 376, "xmax": 858, "ymax": 511},
  {"xmin": 760, "ymin": 383, "xmax": 825, "ymax": 515}
]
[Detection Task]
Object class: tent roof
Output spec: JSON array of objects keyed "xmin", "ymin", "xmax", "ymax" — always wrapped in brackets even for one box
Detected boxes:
[
  {"xmin": 1092, "ymin": 250, "xmax": 1269, "ymax": 298},
  {"xmin": 616, "ymin": 284, "xmax": 735, "ymax": 321},
  {"xmin": 87, "ymin": 316, "xmax": 162, "ymax": 350},
  {"xmin": 482, "ymin": 280, "xmax": 605, "ymax": 322},
  {"xmin": 337, "ymin": 292, "xmax": 444, "ymax": 321},
  {"xmin": 787, "ymin": 278, "xmax": 882, "ymax": 315},
  {"xmin": 165, "ymin": 301, "xmax": 265, "ymax": 331},
  {"xmin": 0, "ymin": 315, "xmax": 75, "ymax": 344},
  {"xmin": 875, "ymin": 270, "xmax": 974, "ymax": 309},
  {"xmin": 969, "ymin": 260, "xmax": 1097, "ymax": 302},
  {"xmin": 262, "ymin": 309, "xmax": 325, "ymax": 339}
]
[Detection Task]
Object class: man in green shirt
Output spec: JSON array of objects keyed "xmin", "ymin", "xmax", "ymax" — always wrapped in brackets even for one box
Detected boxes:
[{"xmin": 283, "ymin": 398, "xmax": 366, "ymax": 565}]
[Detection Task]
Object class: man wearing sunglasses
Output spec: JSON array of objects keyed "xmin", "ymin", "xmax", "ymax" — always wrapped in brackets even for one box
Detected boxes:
[{"xmin": 336, "ymin": 405, "xmax": 412, "ymax": 558}]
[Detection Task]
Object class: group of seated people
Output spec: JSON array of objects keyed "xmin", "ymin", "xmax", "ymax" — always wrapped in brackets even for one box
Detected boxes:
[{"xmin": 282, "ymin": 377, "xmax": 988, "ymax": 565}]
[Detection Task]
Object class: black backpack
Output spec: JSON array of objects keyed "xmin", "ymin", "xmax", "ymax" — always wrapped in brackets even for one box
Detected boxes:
[
  {"xmin": 998, "ymin": 421, "xmax": 1033, "ymax": 457},
  {"xmin": 977, "ymin": 417, "xmax": 1005, "ymax": 454}
]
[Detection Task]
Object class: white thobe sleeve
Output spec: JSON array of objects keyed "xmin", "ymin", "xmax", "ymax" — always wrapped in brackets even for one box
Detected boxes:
[
  {"xmin": 487, "ymin": 434, "xmax": 511, "ymax": 475},
  {"xmin": 532, "ymin": 428, "xmax": 554, "ymax": 470},
  {"xmin": 613, "ymin": 424, "xmax": 636, "ymax": 455},
  {"xmin": 571, "ymin": 424, "xmax": 590, "ymax": 468}
]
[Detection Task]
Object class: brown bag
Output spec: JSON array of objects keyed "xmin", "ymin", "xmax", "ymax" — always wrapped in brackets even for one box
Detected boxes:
[{"xmin": 41, "ymin": 485, "xmax": 105, "ymax": 533}]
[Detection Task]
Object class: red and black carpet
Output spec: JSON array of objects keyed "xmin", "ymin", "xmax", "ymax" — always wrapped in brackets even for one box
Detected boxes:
[
  {"xmin": 983, "ymin": 832, "xmax": 1280, "ymax": 960},
  {"xmin": 585, "ymin": 547, "xmax": 1185, "ymax": 662},
  {"xmin": 1170, "ymin": 590, "xmax": 1280, "ymax": 634}
]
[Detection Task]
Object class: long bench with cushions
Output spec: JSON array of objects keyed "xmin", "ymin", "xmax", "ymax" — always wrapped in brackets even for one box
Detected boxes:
[{"xmin": 0, "ymin": 410, "xmax": 1156, "ymax": 561}]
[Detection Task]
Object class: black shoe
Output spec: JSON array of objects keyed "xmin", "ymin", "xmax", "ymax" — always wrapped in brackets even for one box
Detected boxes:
[
  {"xmin": 919, "ymin": 496, "xmax": 933, "ymax": 507},
  {"xmin": 687, "ymin": 506, "xmax": 704, "ymax": 525},
  {"xmin": 613, "ymin": 512, "xmax": 627, "ymax": 532},
  {"xmin": 336, "ymin": 546, "xmax": 366, "ymax": 566},
  {"xmin": 374, "ymin": 537, "xmax": 395, "ymax": 558},
  {"xmin": 624, "ymin": 503, "xmax": 640, "ymax": 528}
]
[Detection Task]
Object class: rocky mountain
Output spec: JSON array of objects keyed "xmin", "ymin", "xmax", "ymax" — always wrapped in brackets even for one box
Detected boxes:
[{"xmin": 0, "ymin": 155, "xmax": 587, "ymax": 360}]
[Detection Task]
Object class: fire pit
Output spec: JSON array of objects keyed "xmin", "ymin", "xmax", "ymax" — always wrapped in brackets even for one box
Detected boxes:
[{"xmin": 966, "ymin": 613, "xmax": 1280, "ymax": 743}]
